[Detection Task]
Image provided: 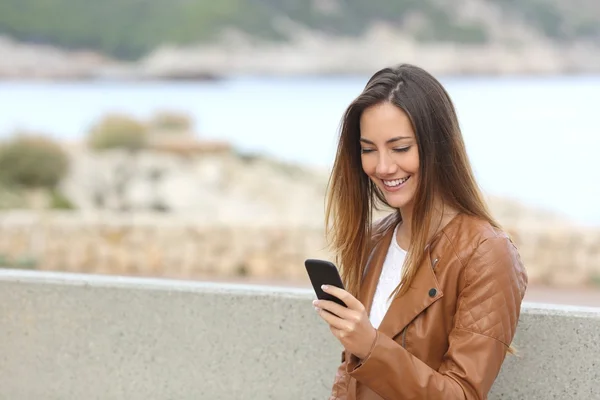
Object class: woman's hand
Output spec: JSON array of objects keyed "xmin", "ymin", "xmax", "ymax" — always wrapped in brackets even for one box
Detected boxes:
[{"xmin": 313, "ymin": 285, "xmax": 377, "ymax": 360}]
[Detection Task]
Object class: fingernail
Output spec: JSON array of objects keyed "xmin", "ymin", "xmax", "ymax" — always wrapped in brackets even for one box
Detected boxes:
[
  {"xmin": 321, "ymin": 284, "xmax": 329, "ymax": 290},
  {"xmin": 312, "ymin": 300, "xmax": 318, "ymax": 306},
  {"xmin": 314, "ymin": 306, "xmax": 320, "ymax": 312}
]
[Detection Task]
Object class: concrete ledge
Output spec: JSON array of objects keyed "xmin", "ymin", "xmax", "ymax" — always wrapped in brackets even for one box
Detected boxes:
[{"xmin": 0, "ymin": 269, "xmax": 598, "ymax": 399}]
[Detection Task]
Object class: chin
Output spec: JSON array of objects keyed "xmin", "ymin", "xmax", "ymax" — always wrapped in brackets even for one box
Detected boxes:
[
  {"xmin": 383, "ymin": 196, "xmax": 408, "ymax": 210},
  {"xmin": 387, "ymin": 201, "xmax": 409, "ymax": 209},
  {"xmin": 382, "ymin": 191, "xmax": 415, "ymax": 210}
]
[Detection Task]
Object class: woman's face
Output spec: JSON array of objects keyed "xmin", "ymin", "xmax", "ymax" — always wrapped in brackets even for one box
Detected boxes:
[{"xmin": 359, "ymin": 102, "xmax": 420, "ymax": 212}]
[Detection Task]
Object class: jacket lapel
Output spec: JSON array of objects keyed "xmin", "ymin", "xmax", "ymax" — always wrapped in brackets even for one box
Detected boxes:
[
  {"xmin": 359, "ymin": 219, "xmax": 445, "ymax": 340},
  {"xmin": 377, "ymin": 249, "xmax": 443, "ymax": 340}
]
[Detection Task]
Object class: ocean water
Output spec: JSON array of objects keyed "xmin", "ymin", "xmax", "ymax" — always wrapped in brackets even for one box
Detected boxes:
[{"xmin": 0, "ymin": 75, "xmax": 599, "ymax": 225}]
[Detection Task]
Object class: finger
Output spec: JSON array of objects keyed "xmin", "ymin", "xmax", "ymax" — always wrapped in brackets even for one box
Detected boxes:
[
  {"xmin": 329, "ymin": 325, "xmax": 345, "ymax": 339},
  {"xmin": 321, "ymin": 285, "xmax": 363, "ymax": 311},
  {"xmin": 314, "ymin": 299, "xmax": 352, "ymax": 320},
  {"xmin": 329, "ymin": 325, "xmax": 354, "ymax": 341},
  {"xmin": 315, "ymin": 305, "xmax": 347, "ymax": 330}
]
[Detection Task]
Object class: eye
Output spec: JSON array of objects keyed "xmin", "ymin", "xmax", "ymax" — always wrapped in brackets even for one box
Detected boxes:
[
  {"xmin": 393, "ymin": 146, "xmax": 411, "ymax": 153},
  {"xmin": 361, "ymin": 148, "xmax": 374, "ymax": 154}
]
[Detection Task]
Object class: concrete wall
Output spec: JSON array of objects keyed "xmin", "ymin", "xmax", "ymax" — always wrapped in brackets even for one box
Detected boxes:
[{"xmin": 0, "ymin": 269, "xmax": 598, "ymax": 400}]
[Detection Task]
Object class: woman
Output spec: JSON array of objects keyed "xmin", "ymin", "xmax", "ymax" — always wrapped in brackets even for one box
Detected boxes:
[{"xmin": 313, "ymin": 64, "xmax": 528, "ymax": 400}]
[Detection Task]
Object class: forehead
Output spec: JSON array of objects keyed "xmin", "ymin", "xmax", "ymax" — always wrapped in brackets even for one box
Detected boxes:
[{"xmin": 359, "ymin": 102, "xmax": 415, "ymax": 140}]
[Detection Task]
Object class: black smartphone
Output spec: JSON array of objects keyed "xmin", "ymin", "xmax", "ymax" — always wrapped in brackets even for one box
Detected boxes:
[{"xmin": 304, "ymin": 259, "xmax": 347, "ymax": 307}]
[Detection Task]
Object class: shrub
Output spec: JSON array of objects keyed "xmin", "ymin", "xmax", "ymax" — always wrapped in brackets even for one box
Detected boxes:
[
  {"xmin": 12, "ymin": 254, "xmax": 38, "ymax": 270},
  {"xmin": 0, "ymin": 253, "xmax": 10, "ymax": 266},
  {"xmin": 0, "ymin": 133, "xmax": 69, "ymax": 189},
  {"xmin": 151, "ymin": 110, "xmax": 193, "ymax": 132},
  {"xmin": 49, "ymin": 189, "xmax": 76, "ymax": 209},
  {"xmin": 0, "ymin": 183, "xmax": 24, "ymax": 208},
  {"xmin": 87, "ymin": 113, "xmax": 148, "ymax": 151}
]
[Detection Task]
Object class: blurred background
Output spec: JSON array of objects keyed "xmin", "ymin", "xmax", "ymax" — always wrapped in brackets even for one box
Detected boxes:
[{"xmin": 0, "ymin": 0, "xmax": 599, "ymax": 306}]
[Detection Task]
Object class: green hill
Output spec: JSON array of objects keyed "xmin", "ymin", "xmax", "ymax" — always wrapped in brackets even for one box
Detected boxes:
[{"xmin": 0, "ymin": 0, "xmax": 598, "ymax": 60}]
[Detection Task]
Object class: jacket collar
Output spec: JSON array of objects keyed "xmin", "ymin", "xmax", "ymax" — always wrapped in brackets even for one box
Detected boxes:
[{"xmin": 358, "ymin": 218, "xmax": 444, "ymax": 340}]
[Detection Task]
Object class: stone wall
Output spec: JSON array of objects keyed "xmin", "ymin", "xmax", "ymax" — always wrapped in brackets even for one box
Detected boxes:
[
  {"xmin": 0, "ymin": 211, "xmax": 599, "ymax": 287},
  {"xmin": 0, "ymin": 211, "xmax": 330, "ymax": 282}
]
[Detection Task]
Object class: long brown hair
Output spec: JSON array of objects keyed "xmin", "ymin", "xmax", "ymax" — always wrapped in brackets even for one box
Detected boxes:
[{"xmin": 325, "ymin": 63, "xmax": 499, "ymax": 299}]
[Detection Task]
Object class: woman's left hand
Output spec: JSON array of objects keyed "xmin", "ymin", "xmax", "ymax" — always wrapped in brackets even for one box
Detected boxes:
[{"xmin": 313, "ymin": 285, "xmax": 377, "ymax": 360}]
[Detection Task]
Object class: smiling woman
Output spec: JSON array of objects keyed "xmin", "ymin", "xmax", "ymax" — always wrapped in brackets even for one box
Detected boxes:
[
  {"xmin": 317, "ymin": 64, "xmax": 528, "ymax": 400},
  {"xmin": 359, "ymin": 103, "xmax": 420, "ymax": 222}
]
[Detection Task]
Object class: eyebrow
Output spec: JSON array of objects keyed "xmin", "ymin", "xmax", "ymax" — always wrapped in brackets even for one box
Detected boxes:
[{"xmin": 359, "ymin": 136, "xmax": 411, "ymax": 145}]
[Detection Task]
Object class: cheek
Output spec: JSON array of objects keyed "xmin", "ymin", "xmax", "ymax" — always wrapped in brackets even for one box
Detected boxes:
[
  {"xmin": 360, "ymin": 156, "xmax": 376, "ymax": 175},
  {"xmin": 408, "ymin": 156, "xmax": 420, "ymax": 189},
  {"xmin": 410, "ymin": 157, "xmax": 420, "ymax": 175},
  {"xmin": 403, "ymin": 149, "xmax": 420, "ymax": 174}
]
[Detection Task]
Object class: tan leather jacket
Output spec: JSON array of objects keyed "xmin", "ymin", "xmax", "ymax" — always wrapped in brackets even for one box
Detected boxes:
[{"xmin": 330, "ymin": 213, "xmax": 528, "ymax": 400}]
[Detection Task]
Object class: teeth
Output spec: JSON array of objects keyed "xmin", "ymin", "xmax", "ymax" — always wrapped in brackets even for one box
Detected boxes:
[{"xmin": 383, "ymin": 177, "xmax": 409, "ymax": 187}]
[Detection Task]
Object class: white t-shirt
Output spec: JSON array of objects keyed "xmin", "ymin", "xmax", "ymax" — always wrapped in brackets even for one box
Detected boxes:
[{"xmin": 369, "ymin": 223, "xmax": 407, "ymax": 329}]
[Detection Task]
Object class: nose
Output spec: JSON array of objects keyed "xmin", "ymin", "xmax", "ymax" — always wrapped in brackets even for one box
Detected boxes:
[{"xmin": 375, "ymin": 152, "xmax": 397, "ymax": 176}]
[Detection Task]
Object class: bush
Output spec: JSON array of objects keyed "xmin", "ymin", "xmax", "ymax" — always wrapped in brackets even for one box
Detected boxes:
[
  {"xmin": 87, "ymin": 113, "xmax": 148, "ymax": 151},
  {"xmin": 0, "ymin": 253, "xmax": 10, "ymax": 266},
  {"xmin": 0, "ymin": 133, "xmax": 69, "ymax": 189},
  {"xmin": 151, "ymin": 110, "xmax": 193, "ymax": 133},
  {"xmin": 49, "ymin": 189, "xmax": 76, "ymax": 209},
  {"xmin": 0, "ymin": 183, "xmax": 24, "ymax": 208},
  {"xmin": 12, "ymin": 254, "xmax": 38, "ymax": 270}
]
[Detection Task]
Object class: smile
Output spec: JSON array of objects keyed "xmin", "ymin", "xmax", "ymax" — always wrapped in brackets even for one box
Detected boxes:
[{"xmin": 383, "ymin": 176, "xmax": 410, "ymax": 187}]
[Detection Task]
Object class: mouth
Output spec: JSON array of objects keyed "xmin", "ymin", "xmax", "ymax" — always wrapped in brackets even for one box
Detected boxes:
[{"xmin": 381, "ymin": 176, "xmax": 410, "ymax": 191}]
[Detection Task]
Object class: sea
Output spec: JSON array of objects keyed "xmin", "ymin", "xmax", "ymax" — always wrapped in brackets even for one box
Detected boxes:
[{"xmin": 0, "ymin": 75, "xmax": 599, "ymax": 225}]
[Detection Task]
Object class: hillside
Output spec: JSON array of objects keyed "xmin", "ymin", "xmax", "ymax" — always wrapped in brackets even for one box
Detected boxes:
[{"xmin": 0, "ymin": 0, "xmax": 598, "ymax": 60}]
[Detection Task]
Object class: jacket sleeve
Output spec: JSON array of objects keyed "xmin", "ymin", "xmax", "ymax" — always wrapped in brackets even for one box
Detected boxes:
[
  {"xmin": 329, "ymin": 351, "xmax": 350, "ymax": 399},
  {"xmin": 346, "ymin": 236, "xmax": 528, "ymax": 400}
]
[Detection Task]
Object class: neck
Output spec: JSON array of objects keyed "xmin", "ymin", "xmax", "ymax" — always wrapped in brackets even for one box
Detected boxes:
[{"xmin": 396, "ymin": 199, "xmax": 459, "ymax": 250}]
